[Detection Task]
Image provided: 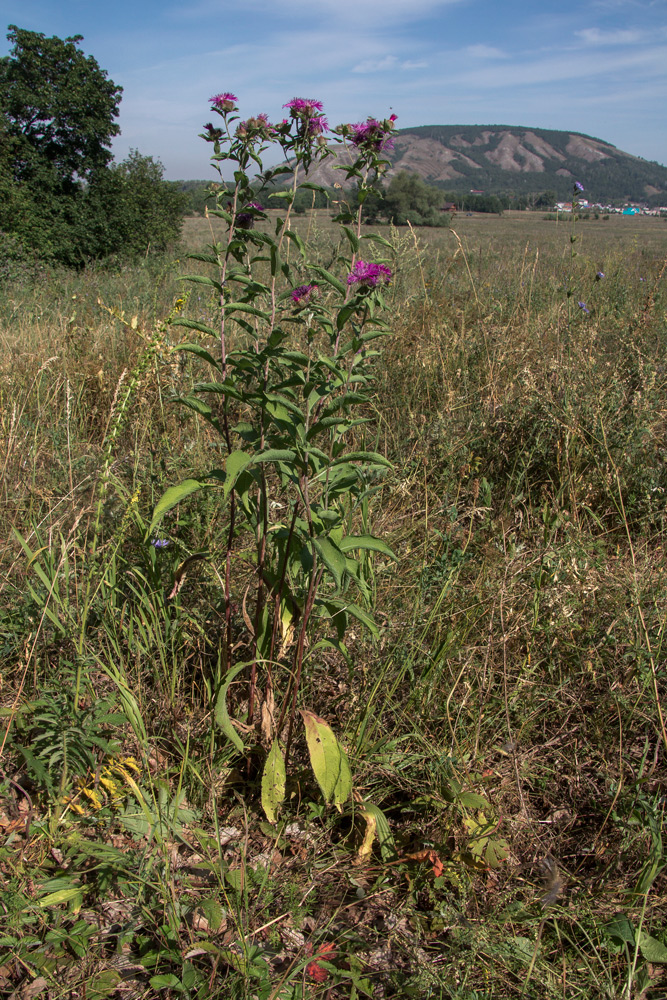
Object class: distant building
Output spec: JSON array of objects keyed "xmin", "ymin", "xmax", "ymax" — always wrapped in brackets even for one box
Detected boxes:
[{"xmin": 622, "ymin": 206, "xmax": 640, "ymax": 215}]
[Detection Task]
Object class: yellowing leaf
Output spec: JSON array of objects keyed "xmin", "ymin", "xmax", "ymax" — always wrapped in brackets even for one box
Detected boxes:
[
  {"xmin": 301, "ymin": 710, "xmax": 352, "ymax": 811},
  {"xmin": 358, "ymin": 809, "xmax": 377, "ymax": 860},
  {"xmin": 261, "ymin": 739, "xmax": 286, "ymax": 824}
]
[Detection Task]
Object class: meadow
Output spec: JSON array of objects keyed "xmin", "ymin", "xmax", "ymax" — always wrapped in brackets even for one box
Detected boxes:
[{"xmin": 1, "ymin": 209, "xmax": 667, "ymax": 999}]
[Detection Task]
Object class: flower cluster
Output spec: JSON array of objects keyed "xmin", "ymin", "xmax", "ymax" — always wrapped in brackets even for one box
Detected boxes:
[
  {"xmin": 236, "ymin": 113, "xmax": 275, "ymax": 141},
  {"xmin": 210, "ymin": 93, "xmax": 238, "ymax": 113},
  {"xmin": 283, "ymin": 98, "xmax": 324, "ymax": 116},
  {"xmin": 291, "ymin": 283, "xmax": 319, "ymax": 306},
  {"xmin": 347, "ymin": 260, "xmax": 392, "ymax": 287},
  {"xmin": 578, "ymin": 300, "xmax": 590, "ymax": 314},
  {"xmin": 574, "ymin": 180, "xmax": 585, "ymax": 193},
  {"xmin": 347, "ymin": 115, "xmax": 397, "ymax": 153},
  {"xmin": 151, "ymin": 538, "xmax": 170, "ymax": 549}
]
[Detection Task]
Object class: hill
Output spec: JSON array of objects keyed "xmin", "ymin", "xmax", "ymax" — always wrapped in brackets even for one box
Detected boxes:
[{"xmin": 298, "ymin": 125, "xmax": 667, "ymax": 205}]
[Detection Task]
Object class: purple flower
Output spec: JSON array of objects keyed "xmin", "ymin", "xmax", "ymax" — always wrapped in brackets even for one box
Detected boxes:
[
  {"xmin": 348, "ymin": 117, "xmax": 395, "ymax": 153},
  {"xmin": 578, "ymin": 300, "xmax": 590, "ymax": 314},
  {"xmin": 291, "ymin": 283, "xmax": 319, "ymax": 306},
  {"xmin": 347, "ymin": 261, "xmax": 392, "ymax": 287},
  {"xmin": 210, "ymin": 93, "xmax": 238, "ymax": 112},
  {"xmin": 574, "ymin": 181, "xmax": 584, "ymax": 193},
  {"xmin": 596, "ymin": 271, "xmax": 605, "ymax": 280},
  {"xmin": 307, "ymin": 115, "xmax": 329, "ymax": 136},
  {"xmin": 203, "ymin": 122, "xmax": 223, "ymax": 141},
  {"xmin": 151, "ymin": 538, "xmax": 170, "ymax": 549},
  {"xmin": 236, "ymin": 202, "xmax": 264, "ymax": 229},
  {"xmin": 283, "ymin": 98, "xmax": 324, "ymax": 116}
]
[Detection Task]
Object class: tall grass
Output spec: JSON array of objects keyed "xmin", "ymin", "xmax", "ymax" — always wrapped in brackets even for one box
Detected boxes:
[{"xmin": 1, "ymin": 216, "xmax": 666, "ymax": 999}]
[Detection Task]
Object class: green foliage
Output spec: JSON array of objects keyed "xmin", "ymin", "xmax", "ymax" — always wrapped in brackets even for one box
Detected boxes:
[
  {"xmin": 0, "ymin": 26, "xmax": 185, "ymax": 265},
  {"xmin": 364, "ymin": 171, "xmax": 450, "ymax": 226}
]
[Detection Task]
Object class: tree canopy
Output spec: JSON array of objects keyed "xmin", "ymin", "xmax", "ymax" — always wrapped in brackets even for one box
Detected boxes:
[{"xmin": 0, "ymin": 26, "xmax": 185, "ymax": 268}]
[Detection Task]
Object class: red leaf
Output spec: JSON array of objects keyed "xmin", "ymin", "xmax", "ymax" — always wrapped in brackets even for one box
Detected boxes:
[{"xmin": 306, "ymin": 942, "xmax": 336, "ymax": 981}]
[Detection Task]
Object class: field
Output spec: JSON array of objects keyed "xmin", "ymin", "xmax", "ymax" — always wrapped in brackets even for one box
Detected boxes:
[{"xmin": 1, "ymin": 210, "xmax": 667, "ymax": 999}]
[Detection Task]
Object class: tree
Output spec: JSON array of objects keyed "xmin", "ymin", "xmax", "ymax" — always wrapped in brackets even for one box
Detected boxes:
[
  {"xmin": 84, "ymin": 151, "xmax": 187, "ymax": 258},
  {"xmin": 0, "ymin": 26, "xmax": 124, "ymax": 264},
  {"xmin": 0, "ymin": 25, "xmax": 122, "ymax": 189}
]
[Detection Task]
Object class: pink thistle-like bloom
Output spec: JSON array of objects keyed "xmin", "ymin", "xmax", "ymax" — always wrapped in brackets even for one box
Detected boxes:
[
  {"xmin": 283, "ymin": 98, "xmax": 324, "ymax": 116},
  {"xmin": 291, "ymin": 283, "xmax": 319, "ymax": 306},
  {"xmin": 210, "ymin": 92, "xmax": 238, "ymax": 112},
  {"xmin": 348, "ymin": 117, "xmax": 395, "ymax": 153},
  {"xmin": 347, "ymin": 261, "xmax": 392, "ymax": 287},
  {"xmin": 307, "ymin": 115, "xmax": 329, "ymax": 137}
]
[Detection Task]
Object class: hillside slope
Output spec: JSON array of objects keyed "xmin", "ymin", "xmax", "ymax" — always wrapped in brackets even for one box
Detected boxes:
[{"xmin": 300, "ymin": 126, "xmax": 667, "ymax": 203}]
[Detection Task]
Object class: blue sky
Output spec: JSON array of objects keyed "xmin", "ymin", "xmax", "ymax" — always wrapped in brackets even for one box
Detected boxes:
[{"xmin": 1, "ymin": 0, "xmax": 666, "ymax": 179}]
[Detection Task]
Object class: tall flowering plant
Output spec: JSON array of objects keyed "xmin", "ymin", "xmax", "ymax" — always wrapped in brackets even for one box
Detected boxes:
[{"xmin": 150, "ymin": 95, "xmax": 398, "ymax": 817}]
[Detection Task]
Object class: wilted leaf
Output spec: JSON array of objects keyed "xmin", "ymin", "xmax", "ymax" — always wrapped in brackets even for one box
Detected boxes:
[{"xmin": 358, "ymin": 809, "xmax": 377, "ymax": 860}]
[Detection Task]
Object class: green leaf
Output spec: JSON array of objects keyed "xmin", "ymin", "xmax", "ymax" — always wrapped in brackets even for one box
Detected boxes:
[
  {"xmin": 225, "ymin": 302, "xmax": 271, "ymax": 321},
  {"xmin": 149, "ymin": 479, "xmax": 206, "ymax": 532},
  {"xmin": 321, "ymin": 597, "xmax": 380, "ymax": 638},
  {"xmin": 214, "ymin": 661, "xmax": 247, "ymax": 751},
  {"xmin": 170, "ymin": 319, "xmax": 219, "ymax": 339},
  {"xmin": 336, "ymin": 302, "xmax": 357, "ymax": 331},
  {"xmin": 284, "ymin": 229, "xmax": 306, "ymax": 258},
  {"xmin": 181, "ymin": 274, "xmax": 224, "ymax": 293},
  {"xmin": 149, "ymin": 975, "xmax": 182, "ymax": 989},
  {"xmin": 332, "ymin": 450, "xmax": 392, "ymax": 468},
  {"xmin": 638, "ymin": 930, "xmax": 667, "ymax": 963},
  {"xmin": 39, "ymin": 887, "xmax": 83, "ymax": 907},
  {"xmin": 338, "ymin": 534, "xmax": 398, "ymax": 561},
  {"xmin": 253, "ymin": 448, "xmax": 297, "ymax": 465},
  {"xmin": 312, "ymin": 536, "xmax": 346, "ymax": 589},
  {"xmin": 223, "ymin": 450, "xmax": 253, "ymax": 499},
  {"xmin": 341, "ymin": 225, "xmax": 360, "ymax": 254},
  {"xmin": 301, "ymin": 709, "xmax": 352, "ymax": 811},
  {"xmin": 307, "ymin": 265, "xmax": 346, "ymax": 295},
  {"xmin": 261, "ymin": 740, "xmax": 286, "ymax": 824}
]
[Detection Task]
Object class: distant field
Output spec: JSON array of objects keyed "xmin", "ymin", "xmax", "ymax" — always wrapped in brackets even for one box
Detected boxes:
[{"xmin": 182, "ymin": 208, "xmax": 667, "ymax": 259}]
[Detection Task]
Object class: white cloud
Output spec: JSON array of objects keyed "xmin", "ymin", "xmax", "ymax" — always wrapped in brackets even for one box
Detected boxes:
[
  {"xmin": 352, "ymin": 55, "xmax": 428, "ymax": 72},
  {"xmin": 465, "ymin": 44, "xmax": 507, "ymax": 59},
  {"xmin": 575, "ymin": 27, "xmax": 643, "ymax": 45}
]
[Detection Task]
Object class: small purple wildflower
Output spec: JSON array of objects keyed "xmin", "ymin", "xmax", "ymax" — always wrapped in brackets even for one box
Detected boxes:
[
  {"xmin": 291, "ymin": 283, "xmax": 319, "ymax": 306},
  {"xmin": 347, "ymin": 261, "xmax": 392, "ymax": 287},
  {"xmin": 578, "ymin": 300, "xmax": 590, "ymax": 314},
  {"xmin": 574, "ymin": 181, "xmax": 585, "ymax": 193},
  {"xmin": 596, "ymin": 271, "xmax": 605, "ymax": 280},
  {"xmin": 210, "ymin": 93, "xmax": 238, "ymax": 112},
  {"xmin": 283, "ymin": 98, "xmax": 324, "ymax": 116},
  {"xmin": 151, "ymin": 538, "xmax": 170, "ymax": 549}
]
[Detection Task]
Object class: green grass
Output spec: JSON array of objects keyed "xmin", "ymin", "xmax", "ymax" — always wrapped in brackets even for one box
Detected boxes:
[{"xmin": 1, "ymin": 214, "xmax": 666, "ymax": 999}]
